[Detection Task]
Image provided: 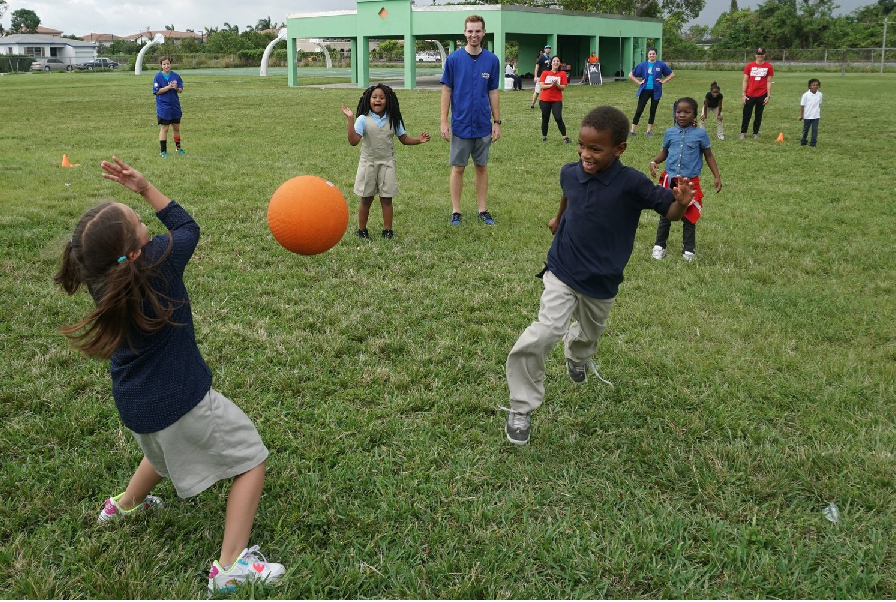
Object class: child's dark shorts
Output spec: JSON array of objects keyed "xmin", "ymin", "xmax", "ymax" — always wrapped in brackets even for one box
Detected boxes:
[{"xmin": 157, "ymin": 117, "xmax": 181, "ymax": 125}]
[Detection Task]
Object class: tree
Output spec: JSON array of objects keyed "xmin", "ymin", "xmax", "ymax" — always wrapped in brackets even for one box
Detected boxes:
[
  {"xmin": 164, "ymin": 24, "xmax": 175, "ymax": 31},
  {"xmin": 11, "ymin": 8, "xmax": 41, "ymax": 33},
  {"xmin": 0, "ymin": 0, "xmax": 7, "ymax": 34},
  {"xmin": 256, "ymin": 16, "xmax": 273, "ymax": 31}
]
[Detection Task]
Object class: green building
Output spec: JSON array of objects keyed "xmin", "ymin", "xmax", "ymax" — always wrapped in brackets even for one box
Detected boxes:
[{"xmin": 285, "ymin": 0, "xmax": 664, "ymax": 89}]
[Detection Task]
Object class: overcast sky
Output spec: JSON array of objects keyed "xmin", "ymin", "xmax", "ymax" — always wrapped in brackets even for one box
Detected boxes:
[{"xmin": 0, "ymin": 0, "xmax": 876, "ymax": 38}]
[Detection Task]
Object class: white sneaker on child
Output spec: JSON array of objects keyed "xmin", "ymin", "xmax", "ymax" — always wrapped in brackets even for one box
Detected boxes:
[
  {"xmin": 97, "ymin": 492, "xmax": 162, "ymax": 523},
  {"xmin": 208, "ymin": 545, "xmax": 286, "ymax": 592},
  {"xmin": 651, "ymin": 245, "xmax": 666, "ymax": 260}
]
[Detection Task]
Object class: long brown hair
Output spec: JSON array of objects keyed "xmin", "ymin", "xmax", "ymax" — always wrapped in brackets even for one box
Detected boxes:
[{"xmin": 54, "ymin": 202, "xmax": 176, "ymax": 358}]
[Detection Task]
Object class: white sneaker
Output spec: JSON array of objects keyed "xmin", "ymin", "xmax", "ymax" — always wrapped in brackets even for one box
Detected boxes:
[
  {"xmin": 208, "ymin": 546, "xmax": 285, "ymax": 592},
  {"xmin": 683, "ymin": 251, "xmax": 695, "ymax": 262},
  {"xmin": 97, "ymin": 492, "xmax": 162, "ymax": 523},
  {"xmin": 718, "ymin": 134, "xmax": 725, "ymax": 140},
  {"xmin": 651, "ymin": 245, "xmax": 666, "ymax": 260}
]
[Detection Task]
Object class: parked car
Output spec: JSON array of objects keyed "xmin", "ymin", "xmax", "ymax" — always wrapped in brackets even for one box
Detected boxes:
[
  {"xmin": 416, "ymin": 52, "xmax": 440, "ymax": 63},
  {"xmin": 31, "ymin": 58, "xmax": 72, "ymax": 72},
  {"xmin": 76, "ymin": 57, "xmax": 119, "ymax": 71}
]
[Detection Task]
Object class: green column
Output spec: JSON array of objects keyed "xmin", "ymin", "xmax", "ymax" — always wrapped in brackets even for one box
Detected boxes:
[
  {"xmin": 358, "ymin": 35, "xmax": 370, "ymax": 88},
  {"xmin": 404, "ymin": 33, "xmax": 417, "ymax": 89},
  {"xmin": 288, "ymin": 35, "xmax": 298, "ymax": 87},
  {"xmin": 350, "ymin": 38, "xmax": 358, "ymax": 84}
]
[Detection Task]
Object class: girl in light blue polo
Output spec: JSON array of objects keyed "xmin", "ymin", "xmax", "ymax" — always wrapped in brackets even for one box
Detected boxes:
[
  {"xmin": 648, "ymin": 97, "xmax": 722, "ymax": 261},
  {"xmin": 628, "ymin": 47, "xmax": 674, "ymax": 137}
]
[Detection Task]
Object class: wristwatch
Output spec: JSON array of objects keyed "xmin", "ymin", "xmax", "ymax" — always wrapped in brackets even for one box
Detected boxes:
[{"xmin": 493, "ymin": 120, "xmax": 502, "ymax": 125}]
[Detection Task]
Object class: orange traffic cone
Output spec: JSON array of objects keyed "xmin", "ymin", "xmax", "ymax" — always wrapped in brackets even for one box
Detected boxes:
[
  {"xmin": 776, "ymin": 132, "xmax": 784, "ymax": 143},
  {"xmin": 61, "ymin": 154, "xmax": 72, "ymax": 167}
]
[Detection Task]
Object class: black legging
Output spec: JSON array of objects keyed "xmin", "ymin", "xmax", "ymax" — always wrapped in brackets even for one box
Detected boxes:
[
  {"xmin": 539, "ymin": 100, "xmax": 566, "ymax": 137},
  {"xmin": 632, "ymin": 89, "xmax": 660, "ymax": 125},
  {"xmin": 741, "ymin": 94, "xmax": 767, "ymax": 135}
]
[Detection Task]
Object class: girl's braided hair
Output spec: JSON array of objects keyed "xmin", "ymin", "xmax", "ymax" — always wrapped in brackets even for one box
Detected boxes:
[{"xmin": 355, "ymin": 83, "xmax": 405, "ymax": 133}]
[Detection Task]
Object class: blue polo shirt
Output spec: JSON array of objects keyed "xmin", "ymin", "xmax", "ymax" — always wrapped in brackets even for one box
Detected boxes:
[
  {"xmin": 440, "ymin": 48, "xmax": 500, "ymax": 139},
  {"xmin": 547, "ymin": 160, "xmax": 675, "ymax": 299},
  {"xmin": 661, "ymin": 125, "xmax": 710, "ymax": 179}
]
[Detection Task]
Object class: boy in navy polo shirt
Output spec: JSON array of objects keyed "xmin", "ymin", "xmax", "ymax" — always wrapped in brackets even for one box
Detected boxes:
[{"xmin": 503, "ymin": 106, "xmax": 695, "ymax": 446}]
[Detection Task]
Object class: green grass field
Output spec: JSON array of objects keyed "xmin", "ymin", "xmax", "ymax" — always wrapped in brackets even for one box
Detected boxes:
[{"xmin": 1, "ymin": 67, "xmax": 895, "ymax": 598}]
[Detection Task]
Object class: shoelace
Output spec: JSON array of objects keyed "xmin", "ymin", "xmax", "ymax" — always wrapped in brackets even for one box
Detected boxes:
[
  {"xmin": 585, "ymin": 359, "xmax": 614, "ymax": 389},
  {"xmin": 241, "ymin": 545, "xmax": 268, "ymax": 567},
  {"xmin": 498, "ymin": 406, "xmax": 529, "ymax": 428}
]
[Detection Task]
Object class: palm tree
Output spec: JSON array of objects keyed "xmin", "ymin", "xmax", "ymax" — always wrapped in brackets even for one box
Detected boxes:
[{"xmin": 256, "ymin": 16, "xmax": 273, "ymax": 31}]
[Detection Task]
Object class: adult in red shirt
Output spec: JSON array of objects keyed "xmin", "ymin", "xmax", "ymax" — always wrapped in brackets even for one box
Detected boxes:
[
  {"xmin": 741, "ymin": 47, "xmax": 774, "ymax": 139},
  {"xmin": 538, "ymin": 56, "xmax": 571, "ymax": 143}
]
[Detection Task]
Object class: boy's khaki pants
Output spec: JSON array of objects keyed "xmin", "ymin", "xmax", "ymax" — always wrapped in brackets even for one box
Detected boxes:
[{"xmin": 506, "ymin": 270, "xmax": 615, "ymax": 414}]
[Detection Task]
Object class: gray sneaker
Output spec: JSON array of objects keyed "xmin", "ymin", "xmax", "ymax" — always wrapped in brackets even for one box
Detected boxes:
[
  {"xmin": 501, "ymin": 407, "xmax": 530, "ymax": 445},
  {"xmin": 566, "ymin": 359, "xmax": 587, "ymax": 383}
]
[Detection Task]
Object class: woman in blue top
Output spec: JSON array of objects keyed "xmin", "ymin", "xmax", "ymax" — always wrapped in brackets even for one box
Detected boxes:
[{"xmin": 628, "ymin": 48, "xmax": 674, "ymax": 137}]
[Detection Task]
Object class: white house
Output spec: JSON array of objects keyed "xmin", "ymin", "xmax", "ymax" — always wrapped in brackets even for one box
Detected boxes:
[{"xmin": 0, "ymin": 34, "xmax": 98, "ymax": 68}]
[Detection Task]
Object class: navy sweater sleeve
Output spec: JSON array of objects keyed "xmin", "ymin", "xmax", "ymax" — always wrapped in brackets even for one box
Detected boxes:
[{"xmin": 110, "ymin": 201, "xmax": 212, "ymax": 434}]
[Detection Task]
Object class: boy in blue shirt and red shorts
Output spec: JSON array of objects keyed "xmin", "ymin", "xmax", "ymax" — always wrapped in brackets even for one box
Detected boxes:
[{"xmin": 503, "ymin": 106, "xmax": 695, "ymax": 445}]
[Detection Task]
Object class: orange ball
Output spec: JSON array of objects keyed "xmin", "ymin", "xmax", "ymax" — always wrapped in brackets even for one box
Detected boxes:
[{"xmin": 267, "ymin": 176, "xmax": 349, "ymax": 255}]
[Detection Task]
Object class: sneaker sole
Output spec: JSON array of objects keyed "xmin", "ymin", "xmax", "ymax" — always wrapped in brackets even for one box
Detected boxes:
[{"xmin": 506, "ymin": 432, "xmax": 529, "ymax": 445}]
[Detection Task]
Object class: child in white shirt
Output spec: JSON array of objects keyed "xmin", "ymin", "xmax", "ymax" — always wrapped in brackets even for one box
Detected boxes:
[{"xmin": 799, "ymin": 78, "xmax": 822, "ymax": 147}]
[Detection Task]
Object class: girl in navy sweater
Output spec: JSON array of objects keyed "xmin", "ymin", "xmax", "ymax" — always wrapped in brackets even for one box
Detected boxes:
[{"xmin": 55, "ymin": 157, "xmax": 284, "ymax": 593}]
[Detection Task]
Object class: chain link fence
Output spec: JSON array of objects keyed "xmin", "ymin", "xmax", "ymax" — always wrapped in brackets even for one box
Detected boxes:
[{"xmin": 666, "ymin": 47, "xmax": 896, "ymax": 73}]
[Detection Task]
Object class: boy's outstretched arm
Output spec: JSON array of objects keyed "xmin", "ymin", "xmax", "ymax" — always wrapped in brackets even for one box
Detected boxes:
[
  {"xmin": 548, "ymin": 194, "xmax": 568, "ymax": 235},
  {"xmin": 664, "ymin": 178, "xmax": 696, "ymax": 221},
  {"xmin": 703, "ymin": 148, "xmax": 722, "ymax": 192},
  {"xmin": 341, "ymin": 104, "xmax": 361, "ymax": 146}
]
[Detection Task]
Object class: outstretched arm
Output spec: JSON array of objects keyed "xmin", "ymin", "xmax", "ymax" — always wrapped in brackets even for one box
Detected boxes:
[
  {"xmin": 101, "ymin": 157, "xmax": 169, "ymax": 212},
  {"xmin": 341, "ymin": 104, "xmax": 361, "ymax": 146},
  {"xmin": 398, "ymin": 131, "xmax": 430, "ymax": 145}
]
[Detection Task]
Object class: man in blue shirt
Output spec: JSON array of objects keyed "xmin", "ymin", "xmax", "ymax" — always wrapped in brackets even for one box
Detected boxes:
[{"xmin": 440, "ymin": 14, "xmax": 502, "ymax": 227}]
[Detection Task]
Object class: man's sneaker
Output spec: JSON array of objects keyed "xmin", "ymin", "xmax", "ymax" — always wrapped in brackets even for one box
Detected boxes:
[
  {"xmin": 753, "ymin": 133, "xmax": 759, "ymax": 139},
  {"xmin": 208, "ymin": 546, "xmax": 285, "ymax": 593},
  {"xmin": 683, "ymin": 251, "xmax": 696, "ymax": 262},
  {"xmin": 450, "ymin": 212, "xmax": 462, "ymax": 226},
  {"xmin": 739, "ymin": 133, "xmax": 746, "ymax": 140},
  {"xmin": 478, "ymin": 211, "xmax": 496, "ymax": 225},
  {"xmin": 98, "ymin": 492, "xmax": 163, "ymax": 523},
  {"xmin": 542, "ymin": 136, "xmax": 547, "ymax": 142},
  {"xmin": 356, "ymin": 228, "xmax": 371, "ymax": 240},
  {"xmin": 566, "ymin": 359, "xmax": 587, "ymax": 383},
  {"xmin": 651, "ymin": 245, "xmax": 666, "ymax": 260},
  {"xmin": 176, "ymin": 148, "xmax": 186, "ymax": 155},
  {"xmin": 501, "ymin": 407, "xmax": 531, "ymax": 445},
  {"xmin": 160, "ymin": 151, "xmax": 169, "ymax": 158},
  {"xmin": 718, "ymin": 134, "xmax": 725, "ymax": 140},
  {"xmin": 382, "ymin": 229, "xmax": 393, "ymax": 240}
]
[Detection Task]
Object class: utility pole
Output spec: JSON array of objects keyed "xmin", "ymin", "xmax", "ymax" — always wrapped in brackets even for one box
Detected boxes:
[{"xmin": 883, "ymin": 15, "xmax": 888, "ymax": 74}]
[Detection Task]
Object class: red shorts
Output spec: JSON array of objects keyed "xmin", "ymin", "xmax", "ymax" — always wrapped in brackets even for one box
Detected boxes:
[{"xmin": 659, "ymin": 172, "xmax": 704, "ymax": 224}]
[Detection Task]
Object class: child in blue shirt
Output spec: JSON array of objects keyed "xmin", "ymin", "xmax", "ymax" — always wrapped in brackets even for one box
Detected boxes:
[
  {"xmin": 649, "ymin": 97, "xmax": 722, "ymax": 262},
  {"xmin": 341, "ymin": 83, "xmax": 429, "ymax": 240},
  {"xmin": 503, "ymin": 106, "xmax": 695, "ymax": 446},
  {"xmin": 153, "ymin": 56, "xmax": 184, "ymax": 157}
]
